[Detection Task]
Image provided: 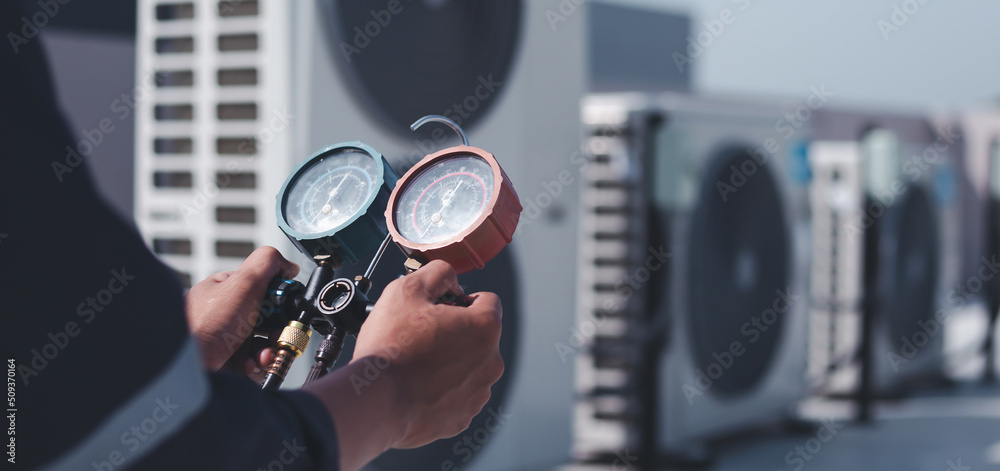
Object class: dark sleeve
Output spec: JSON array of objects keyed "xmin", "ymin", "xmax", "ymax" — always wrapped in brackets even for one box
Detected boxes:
[{"xmin": 0, "ymin": 5, "xmax": 339, "ymax": 470}]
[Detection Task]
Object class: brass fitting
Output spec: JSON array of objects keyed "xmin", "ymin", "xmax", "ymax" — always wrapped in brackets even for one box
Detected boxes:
[{"xmin": 276, "ymin": 320, "xmax": 311, "ymax": 356}]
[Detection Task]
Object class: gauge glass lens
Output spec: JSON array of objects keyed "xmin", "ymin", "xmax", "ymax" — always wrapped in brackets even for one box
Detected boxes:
[
  {"xmin": 395, "ymin": 155, "xmax": 495, "ymax": 244},
  {"xmin": 284, "ymin": 149, "xmax": 378, "ymax": 235}
]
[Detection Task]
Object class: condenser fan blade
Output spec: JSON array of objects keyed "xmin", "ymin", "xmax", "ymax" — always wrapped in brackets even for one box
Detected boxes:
[
  {"xmin": 324, "ymin": 0, "xmax": 522, "ymax": 138},
  {"xmin": 686, "ymin": 148, "xmax": 791, "ymax": 397}
]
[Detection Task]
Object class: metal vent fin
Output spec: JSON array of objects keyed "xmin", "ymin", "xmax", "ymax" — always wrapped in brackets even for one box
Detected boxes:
[{"xmin": 572, "ymin": 115, "xmax": 647, "ymax": 461}]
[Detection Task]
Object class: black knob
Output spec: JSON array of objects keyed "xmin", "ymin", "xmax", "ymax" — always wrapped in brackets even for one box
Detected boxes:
[{"xmin": 258, "ymin": 277, "xmax": 306, "ymax": 330}]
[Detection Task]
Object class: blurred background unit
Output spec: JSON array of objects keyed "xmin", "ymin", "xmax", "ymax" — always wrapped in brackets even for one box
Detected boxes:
[
  {"xmin": 576, "ymin": 92, "xmax": 814, "ymax": 465},
  {"xmin": 935, "ymin": 109, "xmax": 1000, "ymax": 382},
  {"xmin": 571, "ymin": 94, "xmax": 652, "ymax": 464},
  {"xmin": 133, "ymin": 1, "xmax": 689, "ymax": 470},
  {"xmin": 806, "ymin": 137, "xmax": 864, "ymax": 390},
  {"xmin": 134, "ymin": 0, "xmax": 285, "ymax": 287},
  {"xmin": 808, "ymin": 110, "xmax": 962, "ymax": 405}
]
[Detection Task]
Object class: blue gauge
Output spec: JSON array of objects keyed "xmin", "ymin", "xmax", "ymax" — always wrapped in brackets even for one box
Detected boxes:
[{"xmin": 276, "ymin": 141, "xmax": 398, "ymax": 265}]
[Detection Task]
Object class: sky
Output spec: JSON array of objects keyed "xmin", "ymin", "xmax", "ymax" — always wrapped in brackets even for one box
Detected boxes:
[{"xmin": 609, "ymin": 0, "xmax": 1000, "ymax": 113}]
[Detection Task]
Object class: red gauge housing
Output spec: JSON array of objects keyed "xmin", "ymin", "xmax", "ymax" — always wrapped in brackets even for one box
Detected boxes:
[{"xmin": 386, "ymin": 145, "xmax": 522, "ymax": 274}]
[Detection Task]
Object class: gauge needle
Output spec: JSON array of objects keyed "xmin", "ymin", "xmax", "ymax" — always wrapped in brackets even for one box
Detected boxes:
[
  {"xmin": 421, "ymin": 180, "xmax": 463, "ymax": 238},
  {"xmin": 441, "ymin": 181, "xmax": 463, "ymax": 207},
  {"xmin": 309, "ymin": 173, "xmax": 350, "ymax": 225}
]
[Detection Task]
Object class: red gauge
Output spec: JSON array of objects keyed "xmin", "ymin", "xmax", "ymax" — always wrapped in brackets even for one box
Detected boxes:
[{"xmin": 386, "ymin": 116, "xmax": 521, "ymax": 274}]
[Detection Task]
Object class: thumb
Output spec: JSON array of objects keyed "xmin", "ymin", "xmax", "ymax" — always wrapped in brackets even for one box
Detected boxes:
[
  {"xmin": 409, "ymin": 260, "xmax": 464, "ymax": 301},
  {"xmin": 233, "ymin": 246, "xmax": 300, "ymax": 293}
]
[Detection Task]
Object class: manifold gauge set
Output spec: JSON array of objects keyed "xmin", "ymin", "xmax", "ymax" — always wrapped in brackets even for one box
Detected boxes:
[{"xmin": 257, "ymin": 115, "xmax": 522, "ymax": 390}]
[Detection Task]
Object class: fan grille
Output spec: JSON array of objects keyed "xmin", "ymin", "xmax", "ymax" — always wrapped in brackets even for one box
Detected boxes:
[
  {"xmin": 686, "ymin": 148, "xmax": 791, "ymax": 397},
  {"xmin": 325, "ymin": 0, "xmax": 522, "ymax": 138}
]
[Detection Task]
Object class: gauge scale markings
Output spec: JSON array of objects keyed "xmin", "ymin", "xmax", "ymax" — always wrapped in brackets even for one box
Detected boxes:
[
  {"xmin": 283, "ymin": 150, "xmax": 379, "ymax": 235},
  {"xmin": 394, "ymin": 155, "xmax": 495, "ymax": 245},
  {"xmin": 299, "ymin": 167, "xmax": 373, "ymax": 229},
  {"xmin": 411, "ymin": 172, "xmax": 488, "ymax": 235}
]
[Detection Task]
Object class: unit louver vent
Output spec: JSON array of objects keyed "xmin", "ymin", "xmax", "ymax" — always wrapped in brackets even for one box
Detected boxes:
[
  {"xmin": 137, "ymin": 1, "xmax": 266, "ymax": 281},
  {"xmin": 572, "ymin": 115, "xmax": 647, "ymax": 461}
]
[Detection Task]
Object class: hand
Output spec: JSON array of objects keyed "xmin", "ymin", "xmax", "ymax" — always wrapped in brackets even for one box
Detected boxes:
[
  {"xmin": 184, "ymin": 246, "xmax": 299, "ymax": 377},
  {"xmin": 357, "ymin": 259, "xmax": 504, "ymax": 448},
  {"xmin": 304, "ymin": 260, "xmax": 504, "ymax": 471}
]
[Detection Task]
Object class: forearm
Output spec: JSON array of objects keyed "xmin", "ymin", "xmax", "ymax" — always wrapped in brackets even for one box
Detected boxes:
[{"xmin": 303, "ymin": 356, "xmax": 411, "ymax": 471}]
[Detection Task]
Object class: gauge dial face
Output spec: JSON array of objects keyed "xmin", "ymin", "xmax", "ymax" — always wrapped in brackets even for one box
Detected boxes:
[
  {"xmin": 283, "ymin": 149, "xmax": 378, "ymax": 235},
  {"xmin": 394, "ymin": 155, "xmax": 495, "ymax": 244}
]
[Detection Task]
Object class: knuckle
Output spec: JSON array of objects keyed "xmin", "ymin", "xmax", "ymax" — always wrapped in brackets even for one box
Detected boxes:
[
  {"xmin": 231, "ymin": 267, "xmax": 261, "ymax": 286},
  {"xmin": 443, "ymin": 264, "xmax": 457, "ymax": 281},
  {"xmin": 399, "ymin": 274, "xmax": 422, "ymax": 295},
  {"xmin": 474, "ymin": 389, "xmax": 492, "ymax": 410},
  {"xmin": 489, "ymin": 294, "xmax": 503, "ymax": 312},
  {"xmin": 254, "ymin": 245, "xmax": 281, "ymax": 259},
  {"xmin": 248, "ymin": 246, "xmax": 283, "ymax": 272},
  {"xmin": 472, "ymin": 309, "xmax": 500, "ymax": 335},
  {"xmin": 428, "ymin": 259, "xmax": 457, "ymax": 278},
  {"xmin": 475, "ymin": 292, "xmax": 502, "ymax": 316},
  {"xmin": 491, "ymin": 354, "xmax": 505, "ymax": 381},
  {"xmin": 454, "ymin": 417, "xmax": 474, "ymax": 437}
]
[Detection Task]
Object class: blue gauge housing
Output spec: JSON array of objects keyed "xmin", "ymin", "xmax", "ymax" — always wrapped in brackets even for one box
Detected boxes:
[{"xmin": 276, "ymin": 141, "xmax": 398, "ymax": 265}]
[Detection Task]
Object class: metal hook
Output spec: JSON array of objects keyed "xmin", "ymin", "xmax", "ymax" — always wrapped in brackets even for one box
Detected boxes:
[{"xmin": 410, "ymin": 115, "xmax": 470, "ymax": 146}]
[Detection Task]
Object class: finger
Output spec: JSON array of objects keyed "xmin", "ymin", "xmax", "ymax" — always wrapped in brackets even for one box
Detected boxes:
[
  {"xmin": 250, "ymin": 334, "xmax": 279, "ymax": 369},
  {"xmin": 244, "ymin": 357, "xmax": 266, "ymax": 383},
  {"xmin": 257, "ymin": 347, "xmax": 277, "ymax": 370},
  {"xmin": 466, "ymin": 291, "xmax": 502, "ymax": 322},
  {"xmin": 410, "ymin": 260, "xmax": 464, "ymax": 301},
  {"xmin": 233, "ymin": 246, "xmax": 300, "ymax": 292},
  {"xmin": 208, "ymin": 271, "xmax": 236, "ymax": 283},
  {"xmin": 242, "ymin": 340, "xmax": 277, "ymax": 383}
]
